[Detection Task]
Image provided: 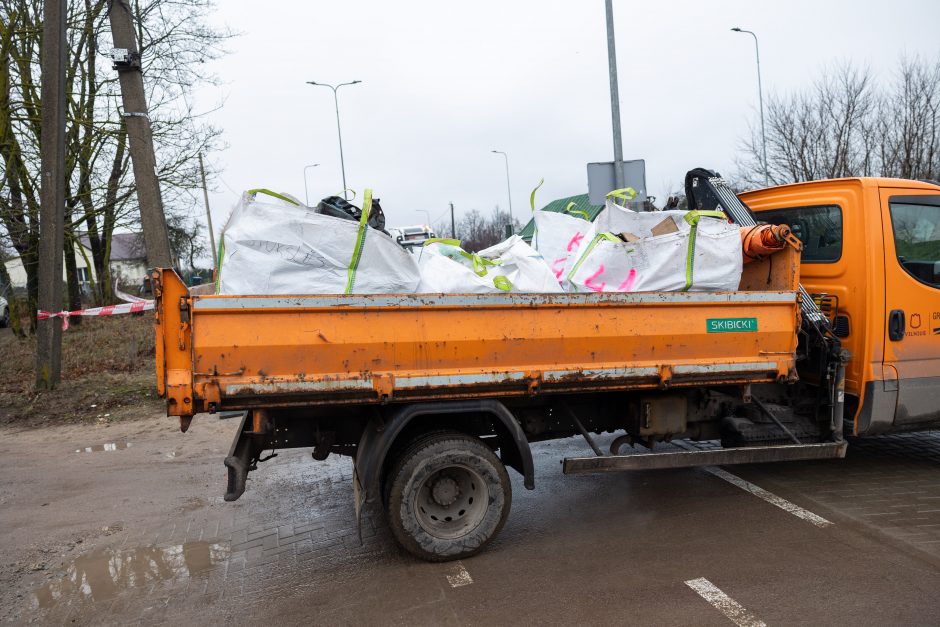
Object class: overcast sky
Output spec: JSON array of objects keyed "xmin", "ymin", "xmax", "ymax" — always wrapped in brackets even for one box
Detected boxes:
[{"xmin": 192, "ymin": 0, "xmax": 940, "ymax": 234}]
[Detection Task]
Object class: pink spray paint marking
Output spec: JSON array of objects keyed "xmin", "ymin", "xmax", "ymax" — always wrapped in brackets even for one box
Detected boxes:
[
  {"xmin": 552, "ymin": 257, "xmax": 567, "ymax": 279},
  {"xmin": 567, "ymin": 232, "xmax": 584, "ymax": 252},
  {"xmin": 584, "ymin": 265, "xmax": 606, "ymax": 292},
  {"xmin": 617, "ymin": 268, "xmax": 637, "ymax": 291}
]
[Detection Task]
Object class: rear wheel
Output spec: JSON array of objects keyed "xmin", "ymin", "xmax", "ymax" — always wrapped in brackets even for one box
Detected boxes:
[
  {"xmin": 0, "ymin": 307, "xmax": 8, "ymax": 328},
  {"xmin": 385, "ymin": 431, "xmax": 511, "ymax": 562}
]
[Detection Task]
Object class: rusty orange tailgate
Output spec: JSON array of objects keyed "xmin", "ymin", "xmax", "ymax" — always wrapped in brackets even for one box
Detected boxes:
[{"xmin": 154, "ymin": 268, "xmax": 800, "ymax": 417}]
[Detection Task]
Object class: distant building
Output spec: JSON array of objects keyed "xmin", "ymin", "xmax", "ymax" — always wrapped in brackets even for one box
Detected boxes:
[
  {"xmin": 4, "ymin": 242, "xmax": 97, "ymax": 291},
  {"xmin": 81, "ymin": 233, "xmax": 149, "ymax": 286},
  {"xmin": 2, "ymin": 232, "xmax": 149, "ymax": 292}
]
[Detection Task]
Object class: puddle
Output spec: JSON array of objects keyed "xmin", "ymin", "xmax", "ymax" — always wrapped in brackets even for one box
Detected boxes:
[
  {"xmin": 32, "ymin": 541, "xmax": 228, "ymax": 609},
  {"xmin": 75, "ymin": 442, "xmax": 132, "ymax": 453}
]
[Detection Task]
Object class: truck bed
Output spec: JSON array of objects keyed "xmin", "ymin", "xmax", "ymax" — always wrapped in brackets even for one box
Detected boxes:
[{"xmin": 154, "ymin": 247, "xmax": 801, "ymax": 419}]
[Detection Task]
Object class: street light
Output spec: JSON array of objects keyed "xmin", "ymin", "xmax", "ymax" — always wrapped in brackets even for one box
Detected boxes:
[
  {"xmin": 491, "ymin": 150, "xmax": 513, "ymax": 226},
  {"xmin": 306, "ymin": 80, "xmax": 361, "ymax": 199},
  {"xmin": 416, "ymin": 209, "xmax": 431, "ymax": 228},
  {"xmin": 303, "ymin": 163, "xmax": 319, "ymax": 206},
  {"xmin": 731, "ymin": 27, "xmax": 769, "ymax": 187}
]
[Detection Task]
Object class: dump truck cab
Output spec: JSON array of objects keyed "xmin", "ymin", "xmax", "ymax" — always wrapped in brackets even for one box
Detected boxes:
[{"xmin": 741, "ymin": 178, "xmax": 940, "ymax": 436}]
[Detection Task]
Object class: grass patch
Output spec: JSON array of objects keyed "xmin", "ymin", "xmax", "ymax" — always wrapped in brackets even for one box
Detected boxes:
[{"xmin": 0, "ymin": 315, "xmax": 162, "ymax": 426}]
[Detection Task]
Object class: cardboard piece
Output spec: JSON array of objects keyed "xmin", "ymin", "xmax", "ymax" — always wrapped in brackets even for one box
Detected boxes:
[
  {"xmin": 650, "ymin": 216, "xmax": 679, "ymax": 237},
  {"xmin": 617, "ymin": 232, "xmax": 641, "ymax": 243}
]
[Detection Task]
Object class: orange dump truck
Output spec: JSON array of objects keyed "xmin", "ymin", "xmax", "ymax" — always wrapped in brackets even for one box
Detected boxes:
[{"xmin": 154, "ymin": 171, "xmax": 940, "ymax": 561}]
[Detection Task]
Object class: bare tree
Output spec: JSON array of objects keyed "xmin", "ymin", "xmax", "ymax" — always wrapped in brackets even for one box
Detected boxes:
[
  {"xmin": 878, "ymin": 57, "xmax": 940, "ymax": 181},
  {"xmin": 738, "ymin": 58, "xmax": 940, "ymax": 187},
  {"xmin": 446, "ymin": 207, "xmax": 521, "ymax": 252},
  {"xmin": 738, "ymin": 63, "xmax": 877, "ymax": 187},
  {"xmin": 0, "ymin": 0, "xmax": 230, "ymax": 324}
]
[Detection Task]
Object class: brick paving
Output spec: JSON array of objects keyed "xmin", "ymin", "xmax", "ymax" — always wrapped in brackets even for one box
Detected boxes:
[
  {"xmin": 15, "ymin": 430, "xmax": 940, "ymax": 624},
  {"xmin": 737, "ymin": 431, "xmax": 940, "ymax": 559}
]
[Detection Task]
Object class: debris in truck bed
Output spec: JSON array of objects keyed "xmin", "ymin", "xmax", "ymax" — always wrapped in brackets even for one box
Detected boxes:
[{"xmin": 214, "ymin": 185, "xmax": 795, "ymax": 296}]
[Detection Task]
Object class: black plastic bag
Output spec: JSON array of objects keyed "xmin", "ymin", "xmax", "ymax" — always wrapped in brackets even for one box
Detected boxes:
[{"xmin": 316, "ymin": 195, "xmax": 387, "ymax": 233}]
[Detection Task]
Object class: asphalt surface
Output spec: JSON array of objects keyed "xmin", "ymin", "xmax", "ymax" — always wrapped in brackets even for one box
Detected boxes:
[{"xmin": 6, "ymin": 418, "xmax": 940, "ymax": 625}]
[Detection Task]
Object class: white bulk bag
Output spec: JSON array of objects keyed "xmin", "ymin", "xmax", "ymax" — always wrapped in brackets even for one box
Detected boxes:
[
  {"xmin": 565, "ymin": 209, "xmax": 742, "ymax": 293},
  {"xmin": 217, "ymin": 189, "xmax": 420, "ymax": 295},
  {"xmin": 478, "ymin": 235, "xmax": 565, "ymax": 293},
  {"xmin": 417, "ymin": 236, "xmax": 563, "ymax": 294},
  {"xmin": 532, "ymin": 209, "xmax": 592, "ymax": 285}
]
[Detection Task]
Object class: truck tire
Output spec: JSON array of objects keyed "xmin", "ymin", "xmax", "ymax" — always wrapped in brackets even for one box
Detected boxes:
[{"xmin": 385, "ymin": 431, "xmax": 511, "ymax": 562}]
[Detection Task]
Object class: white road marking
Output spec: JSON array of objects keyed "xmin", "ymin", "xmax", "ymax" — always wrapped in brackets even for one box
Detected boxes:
[
  {"xmin": 446, "ymin": 561, "xmax": 473, "ymax": 588},
  {"xmin": 704, "ymin": 466, "xmax": 832, "ymax": 528},
  {"xmin": 685, "ymin": 577, "xmax": 767, "ymax": 627}
]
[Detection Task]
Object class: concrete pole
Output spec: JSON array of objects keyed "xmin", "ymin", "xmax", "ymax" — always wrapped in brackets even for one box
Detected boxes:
[
  {"xmin": 449, "ymin": 202, "xmax": 456, "ymax": 239},
  {"xmin": 605, "ymin": 0, "xmax": 625, "ymax": 190},
  {"xmin": 36, "ymin": 0, "xmax": 67, "ymax": 390},
  {"xmin": 198, "ymin": 153, "xmax": 217, "ymax": 274},
  {"xmin": 108, "ymin": 0, "xmax": 174, "ymax": 269}
]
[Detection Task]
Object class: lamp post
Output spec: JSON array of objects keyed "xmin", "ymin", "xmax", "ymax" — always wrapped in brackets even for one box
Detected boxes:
[
  {"xmin": 306, "ymin": 80, "xmax": 361, "ymax": 199},
  {"xmin": 417, "ymin": 209, "xmax": 431, "ymax": 227},
  {"xmin": 491, "ymin": 150, "xmax": 513, "ymax": 226},
  {"xmin": 731, "ymin": 27, "xmax": 769, "ymax": 187},
  {"xmin": 303, "ymin": 163, "xmax": 319, "ymax": 206}
]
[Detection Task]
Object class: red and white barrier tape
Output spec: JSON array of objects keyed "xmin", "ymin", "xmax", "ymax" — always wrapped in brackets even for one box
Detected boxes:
[{"xmin": 37, "ymin": 300, "xmax": 154, "ymax": 330}]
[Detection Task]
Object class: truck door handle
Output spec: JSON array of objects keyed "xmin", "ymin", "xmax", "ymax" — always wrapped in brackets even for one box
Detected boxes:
[{"xmin": 888, "ymin": 309, "xmax": 905, "ymax": 341}]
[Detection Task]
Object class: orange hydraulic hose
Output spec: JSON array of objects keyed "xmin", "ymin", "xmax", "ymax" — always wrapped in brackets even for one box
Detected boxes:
[{"xmin": 740, "ymin": 224, "xmax": 793, "ymax": 263}]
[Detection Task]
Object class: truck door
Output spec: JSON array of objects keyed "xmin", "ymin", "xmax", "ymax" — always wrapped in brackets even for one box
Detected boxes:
[{"xmin": 880, "ymin": 189, "xmax": 940, "ymax": 430}]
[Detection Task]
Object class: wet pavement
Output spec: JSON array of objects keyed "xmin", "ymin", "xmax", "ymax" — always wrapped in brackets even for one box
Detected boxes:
[{"xmin": 4, "ymin": 419, "xmax": 940, "ymax": 625}]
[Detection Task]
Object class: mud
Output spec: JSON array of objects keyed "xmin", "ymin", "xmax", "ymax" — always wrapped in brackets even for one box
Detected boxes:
[
  {"xmin": 4, "ymin": 415, "xmax": 940, "ymax": 624},
  {"xmin": 33, "ymin": 541, "xmax": 228, "ymax": 609}
]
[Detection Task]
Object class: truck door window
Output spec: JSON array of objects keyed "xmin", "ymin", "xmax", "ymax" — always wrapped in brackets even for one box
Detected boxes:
[
  {"xmin": 889, "ymin": 199, "xmax": 940, "ymax": 288},
  {"xmin": 758, "ymin": 205, "xmax": 842, "ymax": 263}
]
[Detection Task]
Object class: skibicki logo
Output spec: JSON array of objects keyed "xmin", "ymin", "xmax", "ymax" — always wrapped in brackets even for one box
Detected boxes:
[{"xmin": 707, "ymin": 317, "xmax": 758, "ymax": 333}]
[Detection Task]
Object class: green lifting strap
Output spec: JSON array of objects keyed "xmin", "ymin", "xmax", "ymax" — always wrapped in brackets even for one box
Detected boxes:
[
  {"xmin": 492, "ymin": 275, "xmax": 513, "ymax": 291},
  {"xmin": 565, "ymin": 232, "xmax": 621, "ymax": 289},
  {"xmin": 246, "ymin": 188, "xmax": 301, "ymax": 206},
  {"xmin": 681, "ymin": 210, "xmax": 727, "ymax": 292},
  {"xmin": 606, "ymin": 187, "xmax": 638, "ymax": 208},
  {"xmin": 423, "ymin": 238, "xmax": 462, "ymax": 247},
  {"xmin": 565, "ymin": 202, "xmax": 590, "ymax": 220},
  {"xmin": 344, "ymin": 189, "xmax": 373, "ymax": 294},
  {"xmin": 530, "ymin": 178, "xmax": 545, "ymax": 212},
  {"xmin": 214, "ymin": 237, "xmax": 225, "ymax": 294}
]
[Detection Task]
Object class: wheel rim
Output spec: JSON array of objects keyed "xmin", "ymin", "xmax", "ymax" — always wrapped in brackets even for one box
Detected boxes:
[{"xmin": 413, "ymin": 464, "xmax": 490, "ymax": 540}]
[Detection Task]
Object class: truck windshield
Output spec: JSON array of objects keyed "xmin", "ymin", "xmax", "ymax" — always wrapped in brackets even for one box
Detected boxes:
[
  {"xmin": 757, "ymin": 205, "xmax": 843, "ymax": 263},
  {"xmin": 889, "ymin": 199, "xmax": 940, "ymax": 288}
]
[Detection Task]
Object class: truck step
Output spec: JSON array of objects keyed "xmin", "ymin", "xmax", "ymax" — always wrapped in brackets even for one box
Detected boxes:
[{"xmin": 562, "ymin": 441, "xmax": 847, "ymax": 474}]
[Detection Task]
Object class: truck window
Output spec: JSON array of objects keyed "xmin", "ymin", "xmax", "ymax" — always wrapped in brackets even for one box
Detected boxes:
[
  {"xmin": 889, "ymin": 199, "xmax": 940, "ymax": 288},
  {"xmin": 757, "ymin": 205, "xmax": 842, "ymax": 263}
]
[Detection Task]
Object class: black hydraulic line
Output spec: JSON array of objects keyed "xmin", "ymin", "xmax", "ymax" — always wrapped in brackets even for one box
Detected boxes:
[
  {"xmin": 750, "ymin": 396, "xmax": 802, "ymax": 445},
  {"xmin": 560, "ymin": 403, "xmax": 605, "ymax": 457}
]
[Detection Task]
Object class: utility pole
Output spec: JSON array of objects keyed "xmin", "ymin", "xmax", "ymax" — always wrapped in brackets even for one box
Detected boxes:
[
  {"xmin": 198, "ymin": 153, "xmax": 217, "ymax": 274},
  {"xmin": 108, "ymin": 0, "xmax": 174, "ymax": 269},
  {"xmin": 449, "ymin": 202, "xmax": 456, "ymax": 239},
  {"xmin": 605, "ymin": 0, "xmax": 625, "ymax": 190},
  {"xmin": 36, "ymin": 0, "xmax": 67, "ymax": 390}
]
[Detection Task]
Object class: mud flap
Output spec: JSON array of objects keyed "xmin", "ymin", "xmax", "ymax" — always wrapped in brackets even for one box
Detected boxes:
[
  {"xmin": 223, "ymin": 412, "xmax": 264, "ymax": 502},
  {"xmin": 353, "ymin": 466, "xmax": 365, "ymax": 544}
]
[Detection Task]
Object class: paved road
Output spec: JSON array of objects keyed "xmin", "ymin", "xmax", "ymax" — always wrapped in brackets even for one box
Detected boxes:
[{"xmin": 9, "ymin": 420, "xmax": 940, "ymax": 625}]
